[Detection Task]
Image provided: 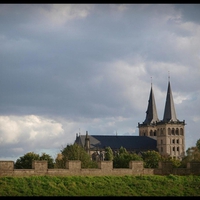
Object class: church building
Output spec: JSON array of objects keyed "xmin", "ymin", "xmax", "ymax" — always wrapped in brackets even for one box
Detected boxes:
[
  {"xmin": 74, "ymin": 78, "xmax": 186, "ymax": 160},
  {"xmin": 138, "ymin": 79, "xmax": 186, "ymax": 159}
]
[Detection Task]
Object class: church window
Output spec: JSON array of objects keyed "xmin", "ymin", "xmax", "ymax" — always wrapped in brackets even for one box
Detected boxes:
[
  {"xmin": 168, "ymin": 128, "xmax": 171, "ymax": 135},
  {"xmin": 163, "ymin": 128, "xmax": 165, "ymax": 135},
  {"xmin": 154, "ymin": 130, "xmax": 156, "ymax": 136},
  {"xmin": 180, "ymin": 128, "xmax": 184, "ymax": 135}
]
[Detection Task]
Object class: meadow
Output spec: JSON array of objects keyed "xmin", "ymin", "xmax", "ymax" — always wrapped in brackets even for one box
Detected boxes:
[{"xmin": 0, "ymin": 174, "xmax": 200, "ymax": 196}]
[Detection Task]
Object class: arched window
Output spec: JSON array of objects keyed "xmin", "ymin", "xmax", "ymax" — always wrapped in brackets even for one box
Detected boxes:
[
  {"xmin": 180, "ymin": 128, "xmax": 184, "ymax": 135},
  {"xmin": 154, "ymin": 130, "xmax": 156, "ymax": 136},
  {"xmin": 172, "ymin": 139, "xmax": 175, "ymax": 144},
  {"xmin": 168, "ymin": 128, "xmax": 171, "ymax": 135},
  {"xmin": 142, "ymin": 131, "xmax": 146, "ymax": 136},
  {"xmin": 177, "ymin": 139, "xmax": 179, "ymax": 144},
  {"xmin": 177, "ymin": 147, "xmax": 179, "ymax": 151},
  {"xmin": 161, "ymin": 139, "xmax": 163, "ymax": 144},
  {"xmin": 150, "ymin": 130, "xmax": 153, "ymax": 136},
  {"xmin": 172, "ymin": 128, "xmax": 175, "ymax": 135},
  {"xmin": 176, "ymin": 128, "xmax": 179, "ymax": 135},
  {"xmin": 157, "ymin": 129, "xmax": 160, "ymax": 136},
  {"xmin": 161, "ymin": 129, "xmax": 163, "ymax": 135},
  {"xmin": 172, "ymin": 147, "xmax": 175, "ymax": 151}
]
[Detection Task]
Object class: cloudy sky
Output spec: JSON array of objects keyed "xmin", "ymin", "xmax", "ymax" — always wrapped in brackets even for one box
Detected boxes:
[{"xmin": 0, "ymin": 4, "xmax": 200, "ymax": 161}]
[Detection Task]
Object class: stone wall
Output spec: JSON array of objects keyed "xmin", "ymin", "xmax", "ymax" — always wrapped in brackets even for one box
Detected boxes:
[{"xmin": 0, "ymin": 160, "xmax": 200, "ymax": 177}]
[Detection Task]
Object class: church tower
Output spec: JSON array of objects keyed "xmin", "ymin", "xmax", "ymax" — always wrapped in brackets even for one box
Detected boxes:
[
  {"xmin": 138, "ymin": 82, "xmax": 159, "ymax": 140},
  {"xmin": 156, "ymin": 80, "xmax": 186, "ymax": 159},
  {"xmin": 138, "ymin": 77, "xmax": 186, "ymax": 159}
]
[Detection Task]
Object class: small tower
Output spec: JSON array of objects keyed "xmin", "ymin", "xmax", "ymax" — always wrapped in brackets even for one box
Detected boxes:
[
  {"xmin": 84, "ymin": 131, "xmax": 90, "ymax": 155},
  {"xmin": 156, "ymin": 79, "xmax": 186, "ymax": 159},
  {"xmin": 138, "ymin": 81, "xmax": 159, "ymax": 140}
]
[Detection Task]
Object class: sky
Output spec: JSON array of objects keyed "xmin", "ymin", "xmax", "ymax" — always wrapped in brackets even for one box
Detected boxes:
[{"xmin": 0, "ymin": 4, "xmax": 200, "ymax": 161}]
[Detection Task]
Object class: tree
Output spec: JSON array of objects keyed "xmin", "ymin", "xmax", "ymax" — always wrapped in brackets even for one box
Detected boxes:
[
  {"xmin": 54, "ymin": 153, "xmax": 64, "ymax": 168},
  {"xmin": 181, "ymin": 139, "xmax": 200, "ymax": 167},
  {"xmin": 60, "ymin": 143, "xmax": 98, "ymax": 168},
  {"xmin": 141, "ymin": 150, "xmax": 161, "ymax": 168},
  {"xmin": 170, "ymin": 157, "xmax": 182, "ymax": 168},
  {"xmin": 181, "ymin": 146, "xmax": 200, "ymax": 167},
  {"xmin": 104, "ymin": 147, "xmax": 114, "ymax": 161},
  {"xmin": 196, "ymin": 139, "xmax": 200, "ymax": 151},
  {"xmin": 15, "ymin": 152, "xmax": 55, "ymax": 169},
  {"xmin": 39, "ymin": 152, "xmax": 54, "ymax": 169},
  {"xmin": 113, "ymin": 147, "xmax": 142, "ymax": 168},
  {"xmin": 119, "ymin": 146, "xmax": 128, "ymax": 154},
  {"xmin": 15, "ymin": 152, "xmax": 40, "ymax": 169},
  {"xmin": 161, "ymin": 154, "xmax": 182, "ymax": 168}
]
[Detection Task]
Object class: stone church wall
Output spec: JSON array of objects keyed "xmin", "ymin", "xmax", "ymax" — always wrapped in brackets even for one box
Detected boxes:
[{"xmin": 0, "ymin": 160, "xmax": 200, "ymax": 177}]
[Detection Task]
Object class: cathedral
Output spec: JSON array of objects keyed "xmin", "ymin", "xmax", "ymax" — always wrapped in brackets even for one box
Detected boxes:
[
  {"xmin": 138, "ymin": 79, "xmax": 186, "ymax": 159},
  {"xmin": 74, "ymin": 78, "xmax": 186, "ymax": 160}
]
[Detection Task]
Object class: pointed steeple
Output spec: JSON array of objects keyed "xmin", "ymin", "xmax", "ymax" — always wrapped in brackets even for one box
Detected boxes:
[
  {"xmin": 143, "ymin": 83, "xmax": 159, "ymax": 124},
  {"xmin": 163, "ymin": 81, "xmax": 178, "ymax": 122}
]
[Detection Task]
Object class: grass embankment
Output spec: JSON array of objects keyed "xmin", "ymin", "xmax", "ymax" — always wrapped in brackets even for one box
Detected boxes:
[{"xmin": 0, "ymin": 175, "xmax": 200, "ymax": 196}]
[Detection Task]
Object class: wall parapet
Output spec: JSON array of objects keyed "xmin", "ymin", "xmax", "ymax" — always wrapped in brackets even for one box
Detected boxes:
[{"xmin": 0, "ymin": 160, "xmax": 200, "ymax": 177}]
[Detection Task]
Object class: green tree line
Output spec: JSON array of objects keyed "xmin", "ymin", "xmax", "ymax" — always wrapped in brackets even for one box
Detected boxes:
[{"xmin": 14, "ymin": 138, "xmax": 200, "ymax": 169}]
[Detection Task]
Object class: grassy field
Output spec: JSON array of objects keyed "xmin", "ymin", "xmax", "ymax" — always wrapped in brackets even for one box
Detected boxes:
[{"xmin": 0, "ymin": 175, "xmax": 200, "ymax": 196}]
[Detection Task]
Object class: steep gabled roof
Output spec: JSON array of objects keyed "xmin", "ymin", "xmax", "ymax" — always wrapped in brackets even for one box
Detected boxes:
[
  {"xmin": 74, "ymin": 135, "xmax": 157, "ymax": 152},
  {"xmin": 162, "ymin": 81, "xmax": 178, "ymax": 122},
  {"xmin": 143, "ymin": 84, "xmax": 159, "ymax": 125}
]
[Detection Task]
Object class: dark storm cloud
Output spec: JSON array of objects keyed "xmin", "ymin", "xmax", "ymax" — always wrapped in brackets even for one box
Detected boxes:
[
  {"xmin": 0, "ymin": 4, "xmax": 145, "ymax": 118},
  {"xmin": 0, "ymin": 4, "xmax": 198, "ymax": 115},
  {"xmin": 0, "ymin": 4, "xmax": 199, "ymax": 160},
  {"xmin": 174, "ymin": 4, "xmax": 200, "ymax": 24}
]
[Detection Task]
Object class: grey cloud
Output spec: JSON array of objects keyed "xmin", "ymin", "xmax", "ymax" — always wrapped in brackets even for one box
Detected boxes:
[
  {"xmin": 174, "ymin": 4, "xmax": 200, "ymax": 24},
  {"xmin": 0, "ymin": 4, "xmax": 199, "ymax": 160}
]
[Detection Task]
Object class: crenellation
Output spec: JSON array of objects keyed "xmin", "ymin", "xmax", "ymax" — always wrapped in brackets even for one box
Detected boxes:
[{"xmin": 0, "ymin": 160, "xmax": 200, "ymax": 177}]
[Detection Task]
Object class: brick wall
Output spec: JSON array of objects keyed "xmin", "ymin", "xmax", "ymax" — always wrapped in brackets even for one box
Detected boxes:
[
  {"xmin": 0, "ymin": 161, "xmax": 14, "ymax": 170},
  {"xmin": 0, "ymin": 160, "xmax": 200, "ymax": 177}
]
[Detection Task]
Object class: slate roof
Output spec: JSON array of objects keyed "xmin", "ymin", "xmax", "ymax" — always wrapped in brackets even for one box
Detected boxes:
[
  {"xmin": 74, "ymin": 135, "xmax": 157, "ymax": 152},
  {"xmin": 163, "ymin": 81, "xmax": 178, "ymax": 122},
  {"xmin": 143, "ymin": 84, "xmax": 159, "ymax": 125}
]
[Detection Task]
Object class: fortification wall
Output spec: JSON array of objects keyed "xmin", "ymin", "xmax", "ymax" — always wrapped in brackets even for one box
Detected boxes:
[{"xmin": 0, "ymin": 160, "xmax": 200, "ymax": 177}]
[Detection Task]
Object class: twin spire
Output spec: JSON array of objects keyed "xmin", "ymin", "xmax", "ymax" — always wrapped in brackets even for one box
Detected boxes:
[
  {"xmin": 143, "ymin": 84, "xmax": 159, "ymax": 124},
  {"xmin": 163, "ymin": 81, "xmax": 177, "ymax": 122},
  {"xmin": 143, "ymin": 78, "xmax": 178, "ymax": 125}
]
